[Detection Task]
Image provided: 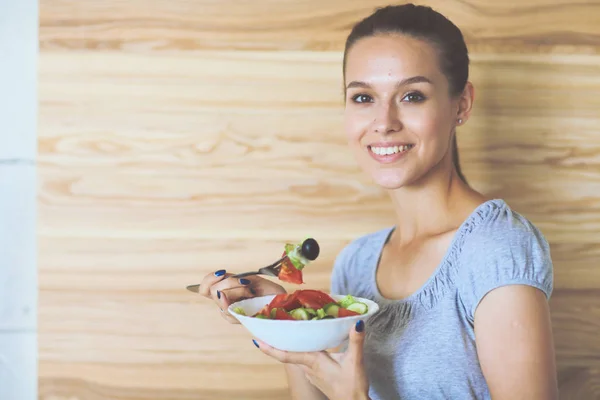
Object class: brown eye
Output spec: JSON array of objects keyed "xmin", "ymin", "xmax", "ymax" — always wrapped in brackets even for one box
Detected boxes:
[
  {"xmin": 352, "ymin": 94, "xmax": 373, "ymax": 103},
  {"xmin": 402, "ymin": 92, "xmax": 426, "ymax": 103}
]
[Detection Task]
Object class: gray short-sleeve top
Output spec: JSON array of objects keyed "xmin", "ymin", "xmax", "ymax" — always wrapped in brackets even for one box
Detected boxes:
[{"xmin": 330, "ymin": 199, "xmax": 553, "ymax": 400}]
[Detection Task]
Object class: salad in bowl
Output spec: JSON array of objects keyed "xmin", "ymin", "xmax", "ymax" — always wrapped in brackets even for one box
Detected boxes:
[
  {"xmin": 233, "ymin": 290, "xmax": 370, "ymax": 320},
  {"xmin": 228, "ymin": 290, "xmax": 380, "ymax": 352}
]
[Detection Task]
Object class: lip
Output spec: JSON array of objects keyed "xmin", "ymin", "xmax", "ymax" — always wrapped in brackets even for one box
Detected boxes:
[
  {"xmin": 367, "ymin": 143, "xmax": 414, "ymax": 164},
  {"xmin": 369, "ymin": 142, "xmax": 413, "ymax": 147}
]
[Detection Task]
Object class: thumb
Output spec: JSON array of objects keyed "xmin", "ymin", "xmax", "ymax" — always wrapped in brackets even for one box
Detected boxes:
[{"xmin": 347, "ymin": 319, "xmax": 366, "ymax": 364}]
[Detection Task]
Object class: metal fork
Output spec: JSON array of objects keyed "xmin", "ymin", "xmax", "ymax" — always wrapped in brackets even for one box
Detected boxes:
[
  {"xmin": 185, "ymin": 254, "xmax": 287, "ymax": 293},
  {"xmin": 229, "ymin": 254, "xmax": 287, "ymax": 278}
]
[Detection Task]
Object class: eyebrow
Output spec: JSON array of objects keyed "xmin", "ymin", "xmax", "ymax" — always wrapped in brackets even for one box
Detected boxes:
[{"xmin": 346, "ymin": 75, "xmax": 433, "ymax": 89}]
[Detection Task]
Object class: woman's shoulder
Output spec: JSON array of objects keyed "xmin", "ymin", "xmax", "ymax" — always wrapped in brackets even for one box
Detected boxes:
[
  {"xmin": 460, "ymin": 198, "xmax": 551, "ymax": 255},
  {"xmin": 456, "ymin": 199, "xmax": 554, "ymax": 318}
]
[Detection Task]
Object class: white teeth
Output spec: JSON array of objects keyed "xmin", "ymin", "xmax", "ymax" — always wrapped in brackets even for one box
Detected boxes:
[{"xmin": 370, "ymin": 145, "xmax": 412, "ymax": 155}]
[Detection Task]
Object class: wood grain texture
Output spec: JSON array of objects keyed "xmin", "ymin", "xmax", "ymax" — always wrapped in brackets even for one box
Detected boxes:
[
  {"xmin": 39, "ymin": 0, "xmax": 600, "ymax": 52},
  {"xmin": 39, "ymin": 1, "xmax": 600, "ymax": 399},
  {"xmin": 558, "ymin": 367, "xmax": 600, "ymax": 400}
]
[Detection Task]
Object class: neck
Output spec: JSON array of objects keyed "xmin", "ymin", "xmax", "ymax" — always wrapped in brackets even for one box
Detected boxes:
[{"xmin": 387, "ymin": 159, "xmax": 479, "ymax": 245}]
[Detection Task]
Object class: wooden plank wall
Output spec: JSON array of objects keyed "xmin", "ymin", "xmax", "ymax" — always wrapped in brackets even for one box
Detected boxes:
[{"xmin": 38, "ymin": 1, "xmax": 600, "ymax": 399}]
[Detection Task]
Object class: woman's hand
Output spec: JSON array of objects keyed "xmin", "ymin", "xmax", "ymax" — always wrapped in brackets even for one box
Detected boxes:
[
  {"xmin": 254, "ymin": 320, "xmax": 370, "ymax": 400},
  {"xmin": 198, "ymin": 269, "xmax": 287, "ymax": 324}
]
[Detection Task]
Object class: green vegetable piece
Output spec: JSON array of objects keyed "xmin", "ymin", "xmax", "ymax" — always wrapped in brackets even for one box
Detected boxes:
[
  {"xmin": 290, "ymin": 308, "xmax": 310, "ymax": 320},
  {"xmin": 323, "ymin": 303, "xmax": 340, "ymax": 317},
  {"xmin": 316, "ymin": 308, "xmax": 327, "ymax": 319},
  {"xmin": 346, "ymin": 302, "xmax": 368, "ymax": 315},
  {"xmin": 338, "ymin": 295, "xmax": 357, "ymax": 308},
  {"xmin": 255, "ymin": 314, "xmax": 269, "ymax": 319},
  {"xmin": 233, "ymin": 307, "xmax": 246, "ymax": 316},
  {"xmin": 285, "ymin": 243, "xmax": 305, "ymax": 270}
]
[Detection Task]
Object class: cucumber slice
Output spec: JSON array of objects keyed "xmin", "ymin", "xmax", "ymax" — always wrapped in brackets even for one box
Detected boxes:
[
  {"xmin": 270, "ymin": 308, "xmax": 278, "ymax": 319},
  {"xmin": 316, "ymin": 308, "xmax": 327, "ymax": 319},
  {"xmin": 290, "ymin": 308, "xmax": 310, "ymax": 320},
  {"xmin": 255, "ymin": 314, "xmax": 269, "ymax": 319},
  {"xmin": 323, "ymin": 303, "xmax": 340, "ymax": 317},
  {"xmin": 346, "ymin": 302, "xmax": 368, "ymax": 315},
  {"xmin": 305, "ymin": 308, "xmax": 317, "ymax": 316},
  {"xmin": 232, "ymin": 307, "xmax": 246, "ymax": 316},
  {"xmin": 338, "ymin": 295, "xmax": 356, "ymax": 308}
]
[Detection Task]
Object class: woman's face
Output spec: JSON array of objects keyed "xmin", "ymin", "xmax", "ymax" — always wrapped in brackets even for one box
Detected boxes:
[{"xmin": 343, "ymin": 34, "xmax": 460, "ymax": 189}]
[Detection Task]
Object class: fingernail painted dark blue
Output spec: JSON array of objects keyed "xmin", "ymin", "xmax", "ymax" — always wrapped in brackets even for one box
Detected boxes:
[
  {"xmin": 214, "ymin": 269, "xmax": 226, "ymax": 277},
  {"xmin": 253, "ymin": 339, "xmax": 259, "ymax": 348},
  {"xmin": 240, "ymin": 278, "xmax": 251, "ymax": 285},
  {"xmin": 356, "ymin": 320, "xmax": 365, "ymax": 332},
  {"xmin": 216, "ymin": 290, "xmax": 221, "ymax": 299}
]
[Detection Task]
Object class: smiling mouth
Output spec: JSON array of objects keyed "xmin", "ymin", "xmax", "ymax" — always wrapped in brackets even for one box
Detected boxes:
[{"xmin": 368, "ymin": 144, "xmax": 414, "ymax": 156}]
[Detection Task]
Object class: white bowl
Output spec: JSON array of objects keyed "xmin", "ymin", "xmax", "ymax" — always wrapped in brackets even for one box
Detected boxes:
[{"xmin": 228, "ymin": 294, "xmax": 380, "ymax": 352}]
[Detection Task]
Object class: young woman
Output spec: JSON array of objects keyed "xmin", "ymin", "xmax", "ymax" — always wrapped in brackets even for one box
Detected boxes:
[{"xmin": 197, "ymin": 4, "xmax": 558, "ymax": 400}]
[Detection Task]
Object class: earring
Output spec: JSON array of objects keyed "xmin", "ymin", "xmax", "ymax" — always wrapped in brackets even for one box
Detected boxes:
[{"xmin": 457, "ymin": 118, "xmax": 463, "ymax": 124}]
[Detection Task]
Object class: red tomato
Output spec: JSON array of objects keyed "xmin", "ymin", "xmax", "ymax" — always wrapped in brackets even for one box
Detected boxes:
[
  {"xmin": 268, "ymin": 292, "xmax": 301, "ymax": 312},
  {"xmin": 254, "ymin": 304, "xmax": 271, "ymax": 317},
  {"xmin": 338, "ymin": 307, "xmax": 360, "ymax": 317},
  {"xmin": 273, "ymin": 308, "xmax": 295, "ymax": 320},
  {"xmin": 268, "ymin": 294, "xmax": 288, "ymax": 308},
  {"xmin": 296, "ymin": 290, "xmax": 336, "ymax": 309},
  {"xmin": 278, "ymin": 256, "xmax": 304, "ymax": 284}
]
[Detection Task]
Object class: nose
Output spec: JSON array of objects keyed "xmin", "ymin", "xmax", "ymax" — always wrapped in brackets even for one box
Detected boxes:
[{"xmin": 372, "ymin": 102, "xmax": 402, "ymax": 135}]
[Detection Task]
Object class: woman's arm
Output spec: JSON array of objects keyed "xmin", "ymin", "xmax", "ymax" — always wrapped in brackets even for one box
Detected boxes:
[
  {"xmin": 285, "ymin": 365, "xmax": 328, "ymax": 400},
  {"xmin": 474, "ymin": 284, "xmax": 559, "ymax": 399}
]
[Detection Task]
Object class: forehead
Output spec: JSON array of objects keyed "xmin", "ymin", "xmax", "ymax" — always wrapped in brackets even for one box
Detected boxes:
[{"xmin": 344, "ymin": 34, "xmax": 442, "ymax": 83}]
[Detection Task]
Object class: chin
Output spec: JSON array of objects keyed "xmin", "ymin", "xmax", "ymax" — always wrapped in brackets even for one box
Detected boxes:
[{"xmin": 369, "ymin": 170, "xmax": 410, "ymax": 190}]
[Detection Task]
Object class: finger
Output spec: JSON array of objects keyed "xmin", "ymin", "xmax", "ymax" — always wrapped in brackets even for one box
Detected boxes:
[
  {"xmin": 329, "ymin": 352, "xmax": 345, "ymax": 364},
  {"xmin": 301, "ymin": 366, "xmax": 317, "ymax": 385},
  {"xmin": 347, "ymin": 319, "xmax": 366, "ymax": 365},
  {"xmin": 300, "ymin": 365, "xmax": 318, "ymax": 382},
  {"xmin": 216, "ymin": 278, "xmax": 255, "ymax": 298},
  {"xmin": 215, "ymin": 290, "xmax": 234, "ymax": 316},
  {"xmin": 198, "ymin": 269, "xmax": 229, "ymax": 298},
  {"xmin": 212, "ymin": 289, "xmax": 245, "ymax": 316},
  {"xmin": 252, "ymin": 339, "xmax": 320, "ymax": 367},
  {"xmin": 211, "ymin": 279, "xmax": 254, "ymax": 306},
  {"xmin": 219, "ymin": 306, "xmax": 240, "ymax": 324},
  {"xmin": 300, "ymin": 362, "xmax": 330, "ymax": 393}
]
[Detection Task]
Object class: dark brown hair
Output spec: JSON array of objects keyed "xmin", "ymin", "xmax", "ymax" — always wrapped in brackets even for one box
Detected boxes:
[{"xmin": 343, "ymin": 4, "xmax": 469, "ymax": 183}]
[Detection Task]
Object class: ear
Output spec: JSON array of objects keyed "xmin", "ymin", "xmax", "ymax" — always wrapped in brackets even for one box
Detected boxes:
[{"xmin": 456, "ymin": 81, "xmax": 475, "ymax": 126}]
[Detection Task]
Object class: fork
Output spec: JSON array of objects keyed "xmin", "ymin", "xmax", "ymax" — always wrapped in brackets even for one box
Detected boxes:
[
  {"xmin": 185, "ymin": 254, "xmax": 287, "ymax": 293},
  {"xmin": 229, "ymin": 254, "xmax": 287, "ymax": 279},
  {"xmin": 185, "ymin": 238, "xmax": 319, "ymax": 293}
]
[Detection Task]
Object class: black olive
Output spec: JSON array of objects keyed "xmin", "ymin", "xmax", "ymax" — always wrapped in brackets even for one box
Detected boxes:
[{"xmin": 301, "ymin": 238, "xmax": 320, "ymax": 261}]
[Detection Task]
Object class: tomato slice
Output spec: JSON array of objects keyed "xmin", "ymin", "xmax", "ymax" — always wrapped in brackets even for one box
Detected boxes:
[
  {"xmin": 267, "ymin": 294, "xmax": 288, "ymax": 309},
  {"xmin": 278, "ymin": 255, "xmax": 304, "ymax": 284},
  {"xmin": 296, "ymin": 289, "xmax": 336, "ymax": 309},
  {"xmin": 254, "ymin": 304, "xmax": 271, "ymax": 317},
  {"xmin": 268, "ymin": 292, "xmax": 301, "ymax": 312},
  {"xmin": 338, "ymin": 307, "xmax": 360, "ymax": 317},
  {"xmin": 273, "ymin": 308, "xmax": 295, "ymax": 320}
]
